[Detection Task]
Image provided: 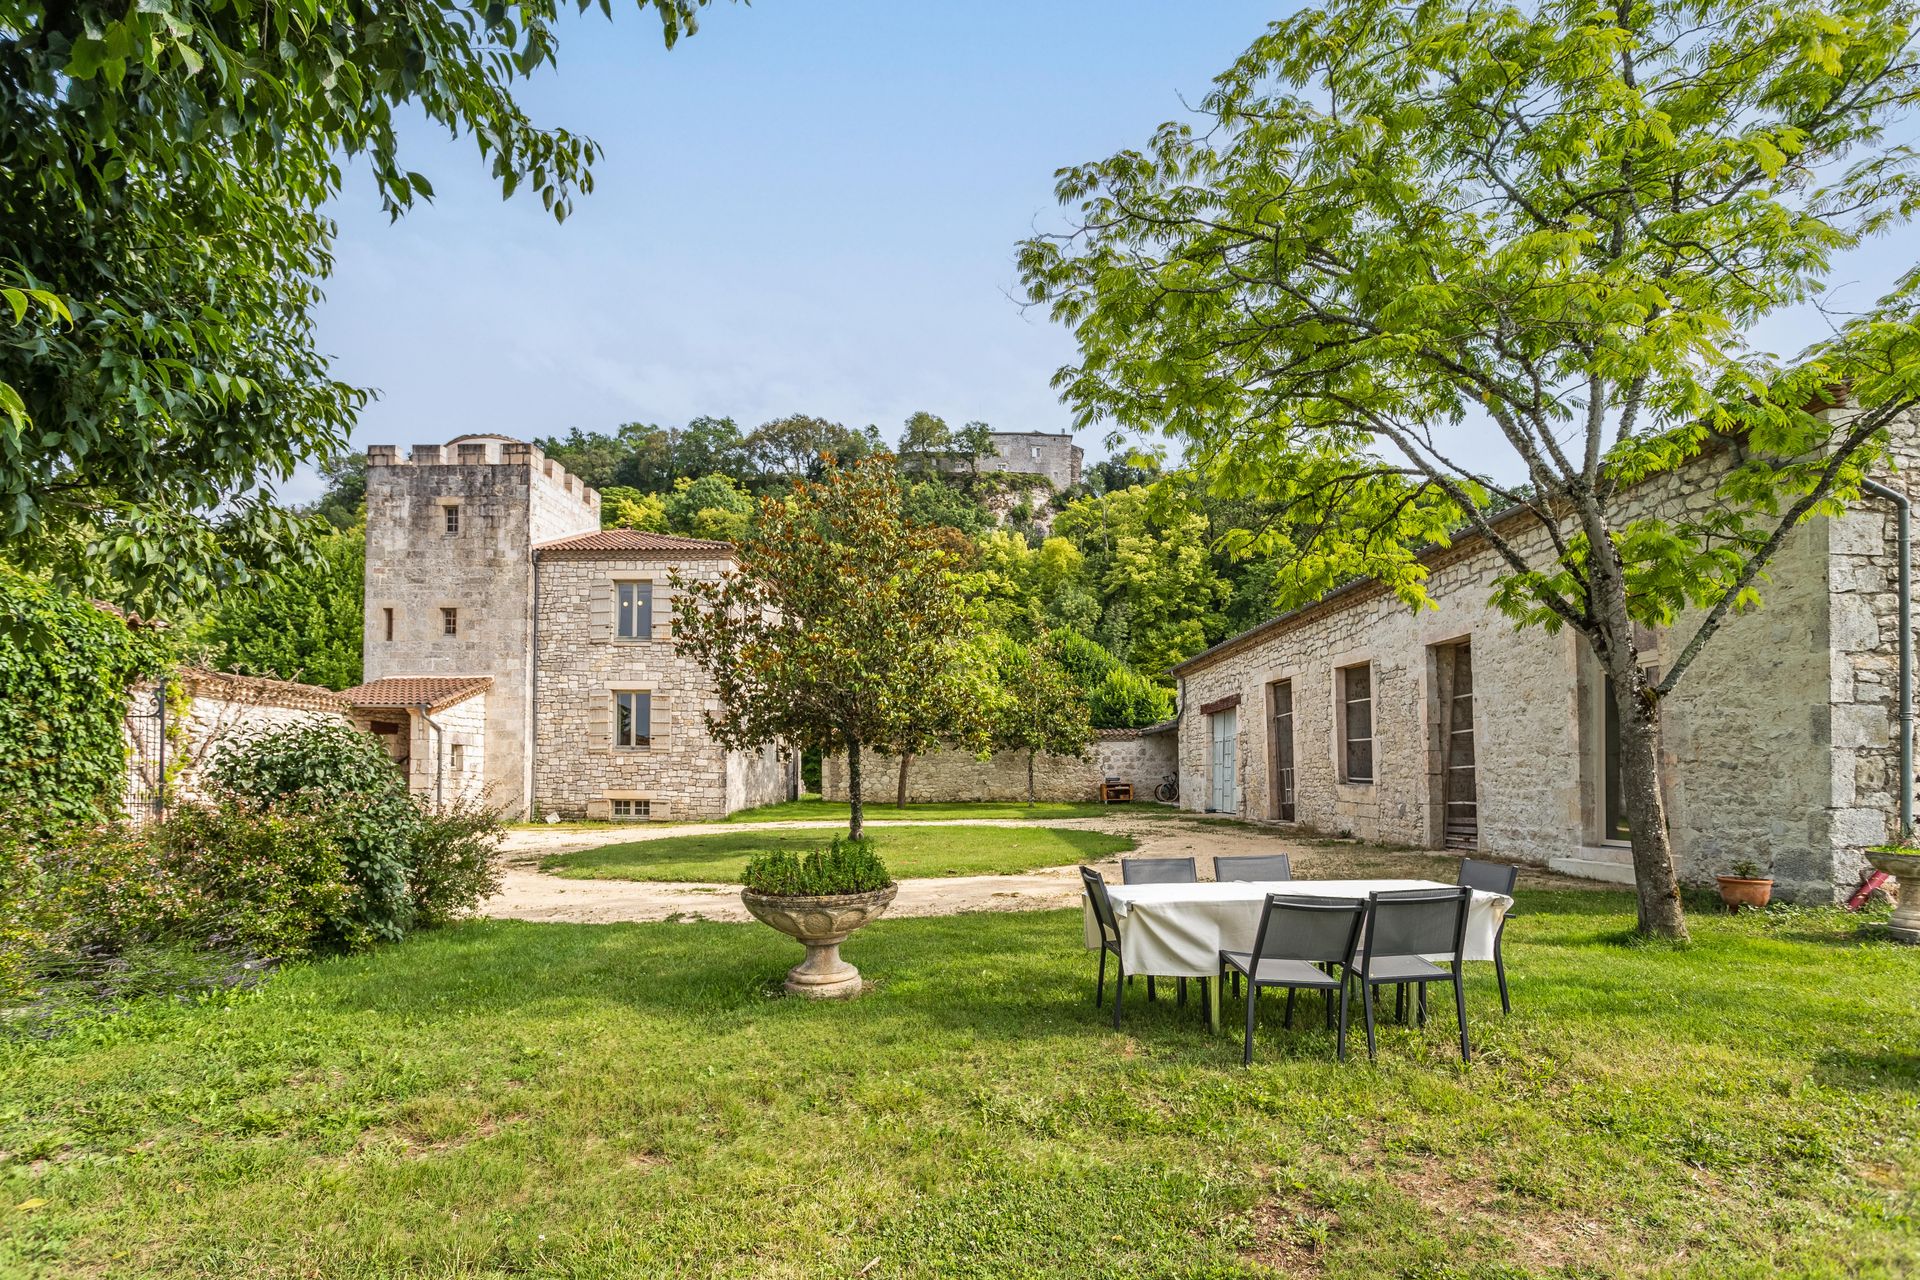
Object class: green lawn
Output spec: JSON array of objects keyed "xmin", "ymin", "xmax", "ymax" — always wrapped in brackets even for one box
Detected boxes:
[
  {"xmin": 542, "ymin": 824, "xmax": 1134, "ymax": 882},
  {"xmin": 3, "ymin": 895, "xmax": 1916, "ymax": 1278},
  {"xmin": 724, "ymin": 798, "xmax": 1173, "ymax": 823}
]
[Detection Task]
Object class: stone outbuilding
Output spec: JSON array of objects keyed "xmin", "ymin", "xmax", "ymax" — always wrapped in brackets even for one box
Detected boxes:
[
  {"xmin": 360, "ymin": 436, "xmax": 798, "ymax": 821},
  {"xmin": 1167, "ymin": 417, "xmax": 1920, "ymax": 903}
]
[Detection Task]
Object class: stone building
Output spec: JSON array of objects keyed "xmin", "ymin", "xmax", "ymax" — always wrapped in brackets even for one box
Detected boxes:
[
  {"xmin": 1167, "ymin": 416, "xmax": 1920, "ymax": 903},
  {"xmin": 354, "ymin": 435, "xmax": 797, "ymax": 820},
  {"xmin": 976, "ymin": 431, "xmax": 1085, "ymax": 490}
]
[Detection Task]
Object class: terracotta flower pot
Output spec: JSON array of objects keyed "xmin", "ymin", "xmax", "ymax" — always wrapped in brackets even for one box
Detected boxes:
[
  {"xmin": 740, "ymin": 885, "xmax": 897, "ymax": 998},
  {"xmin": 1864, "ymin": 848, "xmax": 1920, "ymax": 945},
  {"xmin": 1715, "ymin": 875, "xmax": 1773, "ymax": 913}
]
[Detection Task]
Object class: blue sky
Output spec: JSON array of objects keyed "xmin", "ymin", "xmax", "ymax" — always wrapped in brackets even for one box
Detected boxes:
[{"xmin": 293, "ymin": 1, "xmax": 1285, "ymax": 501}]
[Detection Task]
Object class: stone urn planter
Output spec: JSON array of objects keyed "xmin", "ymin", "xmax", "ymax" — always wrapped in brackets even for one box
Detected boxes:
[
  {"xmin": 1864, "ymin": 847, "xmax": 1920, "ymax": 945},
  {"xmin": 741, "ymin": 885, "xmax": 897, "ymax": 998}
]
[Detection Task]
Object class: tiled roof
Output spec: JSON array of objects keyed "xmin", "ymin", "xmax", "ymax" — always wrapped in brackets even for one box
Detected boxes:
[
  {"xmin": 172, "ymin": 667, "xmax": 351, "ymax": 715},
  {"xmin": 534, "ymin": 529, "xmax": 736, "ymax": 558},
  {"xmin": 340, "ymin": 676, "xmax": 492, "ymax": 711},
  {"xmin": 1093, "ymin": 718, "xmax": 1179, "ymax": 740}
]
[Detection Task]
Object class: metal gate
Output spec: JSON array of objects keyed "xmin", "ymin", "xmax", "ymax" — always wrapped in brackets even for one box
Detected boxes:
[{"xmin": 124, "ymin": 676, "xmax": 169, "ymax": 823}]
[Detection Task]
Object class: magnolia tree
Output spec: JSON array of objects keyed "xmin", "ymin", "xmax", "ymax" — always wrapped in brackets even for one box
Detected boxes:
[
  {"xmin": 672, "ymin": 456, "xmax": 977, "ymax": 839},
  {"xmin": 1022, "ymin": 0, "xmax": 1920, "ymax": 939}
]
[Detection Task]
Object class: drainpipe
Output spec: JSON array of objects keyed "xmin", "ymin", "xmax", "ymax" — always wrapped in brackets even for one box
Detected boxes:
[
  {"xmin": 414, "ymin": 700, "xmax": 444, "ymax": 814},
  {"xmin": 1863, "ymin": 478, "xmax": 1913, "ymax": 838},
  {"xmin": 530, "ymin": 551, "xmax": 541, "ymax": 821}
]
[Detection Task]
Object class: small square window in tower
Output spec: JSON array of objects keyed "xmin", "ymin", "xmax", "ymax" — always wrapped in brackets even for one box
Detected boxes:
[
  {"xmin": 444, "ymin": 504, "xmax": 460, "ymax": 535},
  {"xmin": 442, "ymin": 607, "xmax": 458, "ymax": 637},
  {"xmin": 616, "ymin": 582, "xmax": 653, "ymax": 640}
]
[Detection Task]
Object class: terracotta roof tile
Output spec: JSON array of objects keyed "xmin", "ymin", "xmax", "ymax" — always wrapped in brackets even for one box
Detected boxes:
[
  {"xmin": 340, "ymin": 676, "xmax": 492, "ymax": 711},
  {"xmin": 1092, "ymin": 718, "xmax": 1179, "ymax": 740},
  {"xmin": 534, "ymin": 529, "xmax": 735, "ymax": 558}
]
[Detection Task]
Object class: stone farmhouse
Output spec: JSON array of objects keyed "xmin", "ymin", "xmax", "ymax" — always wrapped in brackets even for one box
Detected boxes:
[
  {"xmin": 1167, "ymin": 412, "xmax": 1920, "ymax": 904},
  {"xmin": 344, "ymin": 434, "xmax": 796, "ymax": 821}
]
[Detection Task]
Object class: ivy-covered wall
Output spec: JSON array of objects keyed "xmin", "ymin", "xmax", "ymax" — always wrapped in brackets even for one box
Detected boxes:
[{"xmin": 0, "ymin": 569, "xmax": 168, "ymax": 829}]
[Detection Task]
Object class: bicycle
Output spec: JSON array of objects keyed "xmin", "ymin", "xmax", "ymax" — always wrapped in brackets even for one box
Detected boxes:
[{"xmin": 1153, "ymin": 773, "xmax": 1179, "ymax": 804}]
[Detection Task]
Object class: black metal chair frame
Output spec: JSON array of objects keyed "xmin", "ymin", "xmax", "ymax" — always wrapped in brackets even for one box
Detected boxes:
[
  {"xmin": 1081, "ymin": 866, "xmax": 1126, "ymax": 1029},
  {"xmin": 1355, "ymin": 887, "xmax": 1473, "ymax": 1062},
  {"xmin": 1218, "ymin": 894, "xmax": 1367, "ymax": 1065},
  {"xmin": 1120, "ymin": 856, "xmax": 1200, "ymax": 1007},
  {"xmin": 1213, "ymin": 854, "xmax": 1294, "ymax": 997},
  {"xmin": 1457, "ymin": 858, "xmax": 1518, "ymax": 1014}
]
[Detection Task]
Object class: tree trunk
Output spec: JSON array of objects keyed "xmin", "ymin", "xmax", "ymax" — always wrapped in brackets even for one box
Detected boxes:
[
  {"xmin": 897, "ymin": 752, "xmax": 912, "ymax": 808},
  {"xmin": 1605, "ymin": 657, "xmax": 1688, "ymax": 939},
  {"xmin": 1028, "ymin": 749, "xmax": 1036, "ymax": 805},
  {"xmin": 1580, "ymin": 507, "xmax": 1689, "ymax": 940},
  {"xmin": 846, "ymin": 734, "xmax": 865, "ymax": 840}
]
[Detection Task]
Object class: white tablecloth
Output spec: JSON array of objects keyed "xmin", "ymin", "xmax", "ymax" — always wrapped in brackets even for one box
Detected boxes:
[{"xmin": 1081, "ymin": 878, "xmax": 1512, "ymax": 979}]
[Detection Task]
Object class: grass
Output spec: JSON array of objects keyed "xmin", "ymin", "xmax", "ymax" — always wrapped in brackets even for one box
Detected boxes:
[
  {"xmin": 2, "ymin": 893, "xmax": 1916, "ymax": 1278},
  {"xmin": 723, "ymin": 798, "xmax": 1175, "ymax": 824},
  {"xmin": 541, "ymin": 824, "xmax": 1134, "ymax": 882}
]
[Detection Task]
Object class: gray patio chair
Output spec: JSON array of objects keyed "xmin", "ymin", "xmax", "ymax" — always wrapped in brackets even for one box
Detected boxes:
[
  {"xmin": 1080, "ymin": 866, "xmax": 1126, "ymax": 1030},
  {"xmin": 1213, "ymin": 854, "xmax": 1294, "ymax": 996},
  {"xmin": 1355, "ymin": 887, "xmax": 1473, "ymax": 1062},
  {"xmin": 1218, "ymin": 894, "xmax": 1366, "ymax": 1065},
  {"xmin": 1213, "ymin": 853, "xmax": 1293, "ymax": 882},
  {"xmin": 1120, "ymin": 856, "xmax": 1198, "ymax": 1005},
  {"xmin": 1457, "ymin": 858, "xmax": 1518, "ymax": 1014}
]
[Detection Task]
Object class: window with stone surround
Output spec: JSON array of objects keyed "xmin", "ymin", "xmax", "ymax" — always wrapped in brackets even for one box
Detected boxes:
[
  {"xmin": 614, "ymin": 690, "xmax": 652, "ymax": 749},
  {"xmin": 441, "ymin": 607, "xmax": 458, "ymax": 636},
  {"xmin": 612, "ymin": 798, "xmax": 652, "ymax": 819},
  {"xmin": 383, "ymin": 607, "xmax": 394, "ymax": 641},
  {"xmin": 444, "ymin": 504, "xmax": 460, "ymax": 535},
  {"xmin": 1340, "ymin": 663, "xmax": 1374, "ymax": 784},
  {"xmin": 450, "ymin": 744, "xmax": 464, "ymax": 773},
  {"xmin": 616, "ymin": 581, "xmax": 653, "ymax": 640}
]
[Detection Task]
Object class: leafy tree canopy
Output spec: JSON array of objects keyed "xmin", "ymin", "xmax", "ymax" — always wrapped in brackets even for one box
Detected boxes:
[
  {"xmin": 191, "ymin": 528, "xmax": 364, "ymax": 691},
  {"xmin": 2, "ymin": 0, "xmax": 722, "ymax": 611}
]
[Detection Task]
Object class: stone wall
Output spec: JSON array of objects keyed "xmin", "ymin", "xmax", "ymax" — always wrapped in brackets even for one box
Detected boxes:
[
  {"xmin": 821, "ymin": 730, "xmax": 1177, "ymax": 804},
  {"xmin": 728, "ymin": 742, "xmax": 796, "ymax": 812},
  {"xmin": 390, "ymin": 691, "xmax": 490, "ymax": 811},
  {"xmin": 363, "ymin": 437, "xmax": 600, "ymax": 817},
  {"xmin": 1171, "ymin": 441, "xmax": 1852, "ymax": 900},
  {"xmin": 981, "ymin": 431, "xmax": 1084, "ymax": 490},
  {"xmin": 532, "ymin": 553, "xmax": 745, "ymax": 820},
  {"xmin": 124, "ymin": 669, "xmax": 353, "ymax": 819}
]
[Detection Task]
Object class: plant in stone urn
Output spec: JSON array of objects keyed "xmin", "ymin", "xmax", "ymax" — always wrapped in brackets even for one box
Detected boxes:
[
  {"xmin": 741, "ymin": 837, "xmax": 897, "ymax": 998},
  {"xmin": 1863, "ymin": 845, "xmax": 1920, "ymax": 945},
  {"xmin": 1716, "ymin": 858, "xmax": 1774, "ymax": 913}
]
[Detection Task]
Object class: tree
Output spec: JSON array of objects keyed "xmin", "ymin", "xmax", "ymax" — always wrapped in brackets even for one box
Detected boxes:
[
  {"xmin": 194, "ymin": 530, "xmax": 365, "ymax": 691},
  {"xmin": 676, "ymin": 416, "xmax": 751, "ymax": 481},
  {"xmin": 672, "ymin": 456, "xmax": 975, "ymax": 837},
  {"xmin": 875, "ymin": 635, "xmax": 996, "ymax": 808},
  {"xmin": 985, "ymin": 635, "xmax": 1093, "ymax": 804},
  {"xmin": 898, "ymin": 411, "xmax": 955, "ymax": 474},
  {"xmin": 3, "ymin": 0, "xmax": 721, "ymax": 611},
  {"xmin": 599, "ymin": 487, "xmax": 671, "ymax": 533},
  {"xmin": 747, "ymin": 414, "xmax": 878, "ymax": 483},
  {"xmin": 1022, "ymin": 0, "xmax": 1920, "ymax": 938},
  {"xmin": 665, "ymin": 474, "xmax": 754, "ymax": 542},
  {"xmin": 1053, "ymin": 487, "xmax": 1231, "ymax": 674},
  {"xmin": 307, "ymin": 455, "xmax": 369, "ymax": 531}
]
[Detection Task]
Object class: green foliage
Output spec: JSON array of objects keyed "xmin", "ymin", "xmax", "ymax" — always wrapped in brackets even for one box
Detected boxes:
[
  {"xmin": 599, "ymin": 486, "xmax": 671, "ymax": 533},
  {"xmin": 307, "ymin": 455, "xmax": 369, "ymax": 530},
  {"xmin": 209, "ymin": 723, "xmax": 420, "ymax": 944},
  {"xmin": 0, "ymin": 568, "xmax": 167, "ymax": 831},
  {"xmin": 741, "ymin": 835, "xmax": 893, "ymax": 896},
  {"xmin": 407, "ymin": 802, "xmax": 508, "ymax": 931},
  {"xmin": 983, "ymin": 634, "xmax": 1093, "ymax": 801},
  {"xmin": 3, "ymin": 0, "xmax": 722, "ymax": 612},
  {"xmin": 903, "ymin": 479, "xmax": 993, "ymax": 535},
  {"xmin": 673, "ymin": 456, "xmax": 978, "ymax": 836},
  {"xmin": 1052, "ymin": 487, "xmax": 1230, "ymax": 673},
  {"xmin": 665, "ymin": 473, "xmax": 754, "ymax": 542},
  {"xmin": 193, "ymin": 529, "xmax": 364, "ymax": 690},
  {"xmin": 1087, "ymin": 667, "xmax": 1175, "ymax": 730}
]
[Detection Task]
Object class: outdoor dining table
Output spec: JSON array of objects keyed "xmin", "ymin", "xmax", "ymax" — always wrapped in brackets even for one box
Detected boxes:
[{"xmin": 1081, "ymin": 878, "xmax": 1515, "ymax": 1032}]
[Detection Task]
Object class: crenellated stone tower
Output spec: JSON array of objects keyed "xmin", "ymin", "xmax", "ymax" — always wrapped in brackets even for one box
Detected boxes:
[{"xmin": 362, "ymin": 435, "xmax": 600, "ymax": 816}]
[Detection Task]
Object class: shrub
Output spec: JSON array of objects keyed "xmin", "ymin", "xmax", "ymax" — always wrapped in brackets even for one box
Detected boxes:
[
  {"xmin": 1088, "ymin": 666, "xmax": 1176, "ymax": 729},
  {"xmin": 209, "ymin": 721, "xmax": 419, "ymax": 941},
  {"xmin": 408, "ymin": 800, "xmax": 505, "ymax": 928},
  {"xmin": 1, "ymin": 569, "xmax": 168, "ymax": 833},
  {"xmin": 743, "ymin": 836, "xmax": 893, "ymax": 896}
]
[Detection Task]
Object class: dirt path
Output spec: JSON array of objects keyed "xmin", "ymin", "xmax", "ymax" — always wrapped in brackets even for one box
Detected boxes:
[{"xmin": 484, "ymin": 815, "xmax": 1603, "ymax": 925}]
